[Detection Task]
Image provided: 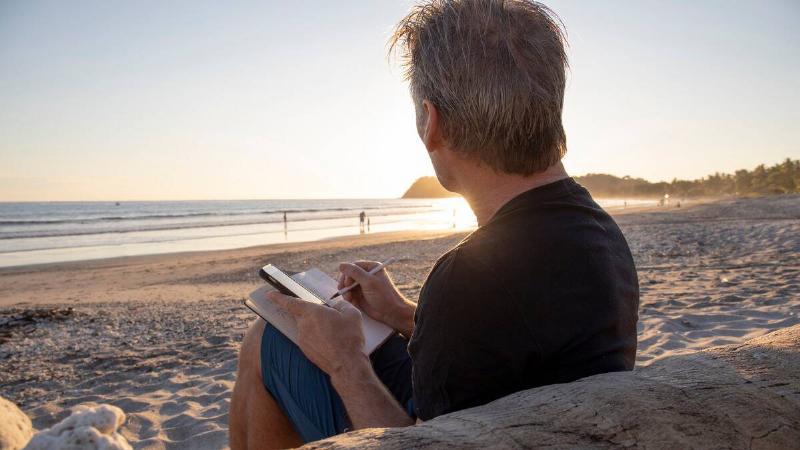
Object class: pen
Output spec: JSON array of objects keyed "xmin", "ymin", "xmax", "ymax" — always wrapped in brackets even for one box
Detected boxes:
[{"xmin": 329, "ymin": 257, "xmax": 397, "ymax": 300}]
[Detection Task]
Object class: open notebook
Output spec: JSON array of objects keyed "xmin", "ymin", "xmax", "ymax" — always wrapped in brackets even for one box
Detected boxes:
[{"xmin": 246, "ymin": 265, "xmax": 394, "ymax": 355}]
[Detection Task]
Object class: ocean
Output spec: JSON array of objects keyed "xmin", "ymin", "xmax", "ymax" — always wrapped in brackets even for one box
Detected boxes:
[
  {"xmin": 0, "ymin": 197, "xmax": 647, "ymax": 268},
  {"xmin": 0, "ymin": 198, "xmax": 477, "ymax": 268}
]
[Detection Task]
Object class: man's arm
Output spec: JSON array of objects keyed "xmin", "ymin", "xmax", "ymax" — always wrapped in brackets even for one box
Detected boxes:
[
  {"xmin": 265, "ymin": 291, "xmax": 414, "ymax": 430},
  {"xmin": 338, "ymin": 262, "xmax": 416, "ymax": 338},
  {"xmin": 330, "ymin": 353, "xmax": 414, "ymax": 429},
  {"xmin": 382, "ymin": 297, "xmax": 416, "ymax": 338}
]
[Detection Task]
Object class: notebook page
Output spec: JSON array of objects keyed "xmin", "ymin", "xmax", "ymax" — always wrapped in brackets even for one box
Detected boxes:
[{"xmin": 292, "ymin": 268, "xmax": 394, "ymax": 354}]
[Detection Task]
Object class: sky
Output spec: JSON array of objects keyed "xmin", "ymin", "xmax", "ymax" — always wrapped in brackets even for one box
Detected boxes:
[{"xmin": 1, "ymin": 0, "xmax": 798, "ymax": 201}]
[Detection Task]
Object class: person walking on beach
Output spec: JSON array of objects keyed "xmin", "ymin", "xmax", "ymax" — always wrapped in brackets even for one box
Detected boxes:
[
  {"xmin": 359, "ymin": 210, "xmax": 366, "ymax": 233},
  {"xmin": 230, "ymin": 1, "xmax": 639, "ymax": 447}
]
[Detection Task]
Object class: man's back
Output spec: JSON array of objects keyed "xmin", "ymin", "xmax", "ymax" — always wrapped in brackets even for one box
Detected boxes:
[{"xmin": 409, "ymin": 178, "xmax": 639, "ymax": 420}]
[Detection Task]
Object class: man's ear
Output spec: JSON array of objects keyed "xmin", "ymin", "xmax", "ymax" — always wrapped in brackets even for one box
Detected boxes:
[{"xmin": 420, "ymin": 100, "xmax": 442, "ymax": 154}]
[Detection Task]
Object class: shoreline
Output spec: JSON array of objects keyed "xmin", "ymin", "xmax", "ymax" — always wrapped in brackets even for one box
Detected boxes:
[
  {"xmin": 0, "ymin": 229, "xmax": 467, "ymax": 307},
  {"xmin": 0, "ymin": 198, "xmax": 681, "ymax": 275},
  {"xmin": 0, "ymin": 197, "xmax": 476, "ymax": 269},
  {"xmin": 0, "ymin": 229, "xmax": 462, "ymax": 276},
  {"xmin": 0, "ymin": 199, "xmax": 713, "ymax": 308},
  {"xmin": 0, "ymin": 195, "xmax": 683, "ymax": 270}
]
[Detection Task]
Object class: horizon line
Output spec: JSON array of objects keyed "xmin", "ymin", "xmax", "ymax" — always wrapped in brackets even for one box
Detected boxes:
[{"xmin": 2, "ymin": 157, "xmax": 795, "ymax": 203}]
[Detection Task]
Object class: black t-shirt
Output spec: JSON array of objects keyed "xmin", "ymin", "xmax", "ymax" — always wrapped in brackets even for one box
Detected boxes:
[{"xmin": 408, "ymin": 178, "xmax": 639, "ymax": 421}]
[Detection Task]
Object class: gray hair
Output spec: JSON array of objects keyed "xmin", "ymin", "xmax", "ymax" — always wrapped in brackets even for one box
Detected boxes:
[{"xmin": 390, "ymin": 0, "xmax": 568, "ymax": 175}]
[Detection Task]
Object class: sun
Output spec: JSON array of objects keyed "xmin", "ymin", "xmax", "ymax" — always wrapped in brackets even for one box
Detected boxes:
[{"xmin": 432, "ymin": 197, "xmax": 477, "ymax": 229}]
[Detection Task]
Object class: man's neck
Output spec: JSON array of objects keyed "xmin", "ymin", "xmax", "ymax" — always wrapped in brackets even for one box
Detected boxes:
[{"xmin": 459, "ymin": 162, "xmax": 569, "ymax": 226}]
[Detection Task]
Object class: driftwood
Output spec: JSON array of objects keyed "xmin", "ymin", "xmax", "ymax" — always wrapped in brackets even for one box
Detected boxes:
[{"xmin": 305, "ymin": 325, "xmax": 800, "ymax": 449}]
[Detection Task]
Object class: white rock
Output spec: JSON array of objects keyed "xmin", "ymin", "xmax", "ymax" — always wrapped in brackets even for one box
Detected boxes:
[
  {"xmin": 0, "ymin": 396, "xmax": 33, "ymax": 450},
  {"xmin": 23, "ymin": 405, "xmax": 131, "ymax": 450}
]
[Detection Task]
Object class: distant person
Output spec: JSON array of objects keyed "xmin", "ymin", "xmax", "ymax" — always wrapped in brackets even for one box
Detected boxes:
[
  {"xmin": 359, "ymin": 210, "xmax": 366, "ymax": 233},
  {"xmin": 231, "ymin": 1, "xmax": 639, "ymax": 447},
  {"xmin": 283, "ymin": 211, "xmax": 288, "ymax": 238},
  {"xmin": 367, "ymin": 217, "xmax": 371, "ymax": 233}
]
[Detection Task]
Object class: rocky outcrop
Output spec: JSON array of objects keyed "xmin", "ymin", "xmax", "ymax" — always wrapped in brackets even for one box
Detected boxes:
[
  {"xmin": 305, "ymin": 325, "xmax": 800, "ymax": 449},
  {"xmin": 401, "ymin": 177, "xmax": 459, "ymax": 199},
  {"xmin": 0, "ymin": 396, "xmax": 33, "ymax": 450}
]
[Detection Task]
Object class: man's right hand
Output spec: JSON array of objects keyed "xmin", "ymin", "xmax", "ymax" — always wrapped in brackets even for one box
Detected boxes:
[{"xmin": 338, "ymin": 261, "xmax": 416, "ymax": 337}]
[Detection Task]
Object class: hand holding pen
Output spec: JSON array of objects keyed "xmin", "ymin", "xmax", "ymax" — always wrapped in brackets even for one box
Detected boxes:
[
  {"xmin": 331, "ymin": 257, "xmax": 396, "ymax": 300},
  {"xmin": 335, "ymin": 258, "xmax": 415, "ymax": 335}
]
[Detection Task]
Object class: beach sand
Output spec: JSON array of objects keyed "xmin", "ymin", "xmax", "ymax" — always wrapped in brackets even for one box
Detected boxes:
[{"xmin": 1, "ymin": 195, "xmax": 798, "ymax": 449}]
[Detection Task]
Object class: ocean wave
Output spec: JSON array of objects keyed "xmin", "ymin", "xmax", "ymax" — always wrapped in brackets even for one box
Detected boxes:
[
  {"xmin": 0, "ymin": 203, "xmax": 435, "ymax": 226},
  {"xmin": 0, "ymin": 206, "xmax": 450, "ymax": 240},
  {"xmin": 0, "ymin": 213, "xmax": 456, "ymax": 254}
]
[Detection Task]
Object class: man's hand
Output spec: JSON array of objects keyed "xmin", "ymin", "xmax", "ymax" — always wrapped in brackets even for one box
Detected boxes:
[
  {"xmin": 266, "ymin": 290, "xmax": 368, "ymax": 376},
  {"xmin": 338, "ymin": 261, "xmax": 417, "ymax": 337},
  {"xmin": 266, "ymin": 289, "xmax": 414, "ymax": 430}
]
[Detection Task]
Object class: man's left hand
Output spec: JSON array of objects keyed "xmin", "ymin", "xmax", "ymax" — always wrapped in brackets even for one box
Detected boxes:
[{"xmin": 265, "ymin": 290, "xmax": 367, "ymax": 376}]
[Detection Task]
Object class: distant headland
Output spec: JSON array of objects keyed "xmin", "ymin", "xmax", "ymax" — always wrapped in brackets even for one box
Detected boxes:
[
  {"xmin": 401, "ymin": 176, "xmax": 460, "ymax": 198},
  {"xmin": 402, "ymin": 159, "xmax": 799, "ymax": 199}
]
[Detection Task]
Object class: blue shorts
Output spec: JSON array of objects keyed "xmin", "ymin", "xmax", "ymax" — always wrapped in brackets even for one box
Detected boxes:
[{"xmin": 260, "ymin": 323, "xmax": 414, "ymax": 443}]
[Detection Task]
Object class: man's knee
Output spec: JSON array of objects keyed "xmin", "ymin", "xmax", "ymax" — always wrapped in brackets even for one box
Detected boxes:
[
  {"xmin": 238, "ymin": 318, "xmax": 267, "ymax": 380},
  {"xmin": 231, "ymin": 318, "xmax": 302, "ymax": 449}
]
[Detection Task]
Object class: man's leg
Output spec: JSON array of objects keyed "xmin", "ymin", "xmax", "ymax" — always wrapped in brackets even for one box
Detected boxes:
[
  {"xmin": 231, "ymin": 319, "xmax": 413, "ymax": 448},
  {"xmin": 259, "ymin": 322, "xmax": 349, "ymax": 442},
  {"xmin": 230, "ymin": 319, "xmax": 302, "ymax": 450}
]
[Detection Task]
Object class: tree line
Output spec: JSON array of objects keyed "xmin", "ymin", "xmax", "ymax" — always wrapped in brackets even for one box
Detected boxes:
[{"xmin": 574, "ymin": 158, "xmax": 799, "ymax": 199}]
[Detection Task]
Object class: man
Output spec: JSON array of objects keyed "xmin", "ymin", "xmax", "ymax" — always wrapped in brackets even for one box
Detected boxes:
[{"xmin": 230, "ymin": 1, "xmax": 639, "ymax": 448}]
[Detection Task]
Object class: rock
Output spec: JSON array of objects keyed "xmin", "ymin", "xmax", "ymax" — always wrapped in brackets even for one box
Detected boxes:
[
  {"xmin": 402, "ymin": 177, "xmax": 459, "ymax": 199},
  {"xmin": 305, "ymin": 325, "xmax": 800, "ymax": 449},
  {"xmin": 23, "ymin": 405, "xmax": 131, "ymax": 450},
  {"xmin": 0, "ymin": 396, "xmax": 33, "ymax": 450}
]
